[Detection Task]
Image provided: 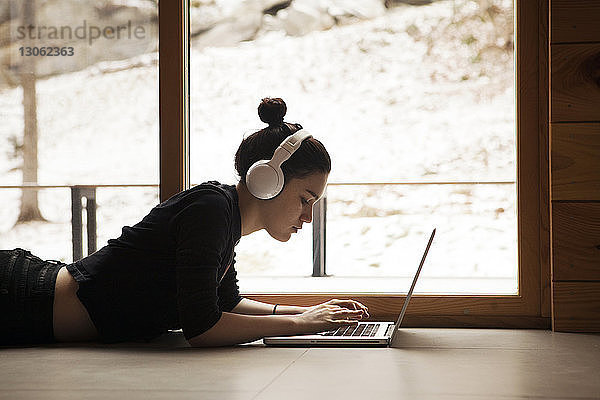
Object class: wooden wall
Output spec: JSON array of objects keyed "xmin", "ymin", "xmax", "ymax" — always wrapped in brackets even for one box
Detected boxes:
[{"xmin": 550, "ymin": 0, "xmax": 600, "ymax": 332}]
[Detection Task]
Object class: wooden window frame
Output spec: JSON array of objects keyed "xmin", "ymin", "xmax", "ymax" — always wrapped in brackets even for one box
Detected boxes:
[
  {"xmin": 159, "ymin": 0, "xmax": 189, "ymax": 203},
  {"xmin": 159, "ymin": 0, "xmax": 551, "ymax": 328}
]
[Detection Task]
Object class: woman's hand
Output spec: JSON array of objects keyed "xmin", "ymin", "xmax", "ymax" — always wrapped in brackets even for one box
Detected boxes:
[
  {"xmin": 295, "ymin": 299, "xmax": 370, "ymax": 334},
  {"xmin": 305, "ymin": 299, "xmax": 370, "ymax": 317}
]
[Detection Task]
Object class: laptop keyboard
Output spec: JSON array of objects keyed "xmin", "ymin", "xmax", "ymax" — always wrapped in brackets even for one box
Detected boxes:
[{"xmin": 321, "ymin": 323, "xmax": 380, "ymax": 337}]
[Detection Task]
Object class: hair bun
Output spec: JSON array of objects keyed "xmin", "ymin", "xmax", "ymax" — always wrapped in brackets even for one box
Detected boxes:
[{"xmin": 258, "ymin": 97, "xmax": 287, "ymax": 126}]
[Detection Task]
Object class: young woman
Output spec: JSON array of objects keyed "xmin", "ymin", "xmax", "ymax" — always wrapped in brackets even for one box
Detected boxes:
[{"xmin": 1, "ymin": 97, "xmax": 369, "ymax": 347}]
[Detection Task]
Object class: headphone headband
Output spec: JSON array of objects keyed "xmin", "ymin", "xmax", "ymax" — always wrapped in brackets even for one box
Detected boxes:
[{"xmin": 274, "ymin": 129, "xmax": 313, "ymax": 166}]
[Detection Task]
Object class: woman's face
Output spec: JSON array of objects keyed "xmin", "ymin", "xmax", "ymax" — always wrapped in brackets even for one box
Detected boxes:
[{"xmin": 261, "ymin": 172, "xmax": 328, "ymax": 242}]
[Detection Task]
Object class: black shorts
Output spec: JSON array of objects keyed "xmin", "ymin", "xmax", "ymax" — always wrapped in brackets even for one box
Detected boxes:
[{"xmin": 0, "ymin": 248, "xmax": 66, "ymax": 346}]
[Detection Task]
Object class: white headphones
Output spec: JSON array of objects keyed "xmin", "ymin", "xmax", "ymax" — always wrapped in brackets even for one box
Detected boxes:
[{"xmin": 246, "ymin": 129, "xmax": 313, "ymax": 199}]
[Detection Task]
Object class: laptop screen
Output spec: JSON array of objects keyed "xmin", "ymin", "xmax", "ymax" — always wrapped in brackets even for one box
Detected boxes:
[{"xmin": 389, "ymin": 228, "xmax": 436, "ymax": 342}]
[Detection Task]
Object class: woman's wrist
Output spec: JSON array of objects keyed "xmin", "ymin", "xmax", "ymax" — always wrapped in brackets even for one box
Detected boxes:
[{"xmin": 272, "ymin": 305, "xmax": 308, "ymax": 315}]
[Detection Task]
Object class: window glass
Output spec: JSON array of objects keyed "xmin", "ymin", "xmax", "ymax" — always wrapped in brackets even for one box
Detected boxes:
[
  {"xmin": 189, "ymin": 0, "xmax": 516, "ymax": 293},
  {"xmin": 0, "ymin": 1, "xmax": 159, "ymax": 262}
]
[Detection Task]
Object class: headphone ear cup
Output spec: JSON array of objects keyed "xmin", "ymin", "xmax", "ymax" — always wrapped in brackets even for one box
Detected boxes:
[
  {"xmin": 272, "ymin": 165, "xmax": 285, "ymax": 197},
  {"xmin": 245, "ymin": 129, "xmax": 311, "ymax": 199},
  {"xmin": 246, "ymin": 160, "xmax": 284, "ymax": 199}
]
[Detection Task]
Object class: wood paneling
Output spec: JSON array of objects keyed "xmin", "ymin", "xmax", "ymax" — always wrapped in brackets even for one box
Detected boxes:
[
  {"xmin": 551, "ymin": 44, "xmax": 600, "ymax": 122},
  {"xmin": 551, "ymin": 0, "xmax": 600, "ymax": 44},
  {"xmin": 551, "ymin": 123, "xmax": 600, "ymax": 200},
  {"xmin": 552, "ymin": 281, "xmax": 600, "ymax": 332},
  {"xmin": 550, "ymin": 1, "xmax": 600, "ymax": 332},
  {"xmin": 551, "ymin": 202, "xmax": 600, "ymax": 281}
]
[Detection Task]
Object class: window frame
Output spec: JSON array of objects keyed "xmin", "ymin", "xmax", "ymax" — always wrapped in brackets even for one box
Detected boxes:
[{"xmin": 159, "ymin": 0, "xmax": 551, "ymax": 328}]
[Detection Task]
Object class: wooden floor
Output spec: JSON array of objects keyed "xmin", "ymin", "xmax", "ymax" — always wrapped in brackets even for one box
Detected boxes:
[{"xmin": 1, "ymin": 329, "xmax": 599, "ymax": 399}]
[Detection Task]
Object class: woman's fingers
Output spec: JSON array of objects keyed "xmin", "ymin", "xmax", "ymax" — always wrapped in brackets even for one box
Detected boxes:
[
  {"xmin": 330, "ymin": 298, "xmax": 366, "ymax": 309},
  {"xmin": 333, "ymin": 309, "xmax": 364, "ymax": 317},
  {"xmin": 328, "ymin": 299, "xmax": 370, "ymax": 317}
]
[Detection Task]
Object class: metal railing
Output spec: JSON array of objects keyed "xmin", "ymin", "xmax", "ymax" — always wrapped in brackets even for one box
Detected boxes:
[
  {"xmin": 1, "ymin": 180, "xmax": 515, "ymax": 270},
  {"xmin": 1, "ymin": 184, "xmax": 158, "ymax": 262},
  {"xmin": 312, "ymin": 181, "xmax": 515, "ymax": 277},
  {"xmin": 71, "ymin": 186, "xmax": 97, "ymax": 261}
]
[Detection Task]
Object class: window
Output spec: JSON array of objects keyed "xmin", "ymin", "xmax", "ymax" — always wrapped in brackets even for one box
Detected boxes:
[
  {"xmin": 0, "ymin": 1, "xmax": 159, "ymax": 262},
  {"xmin": 160, "ymin": 0, "xmax": 550, "ymax": 327}
]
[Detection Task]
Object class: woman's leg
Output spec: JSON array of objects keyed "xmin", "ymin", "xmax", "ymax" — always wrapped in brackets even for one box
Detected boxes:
[{"xmin": 53, "ymin": 266, "xmax": 100, "ymax": 342}]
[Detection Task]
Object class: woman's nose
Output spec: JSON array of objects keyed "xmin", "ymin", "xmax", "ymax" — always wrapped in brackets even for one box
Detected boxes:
[{"xmin": 301, "ymin": 207, "xmax": 313, "ymax": 223}]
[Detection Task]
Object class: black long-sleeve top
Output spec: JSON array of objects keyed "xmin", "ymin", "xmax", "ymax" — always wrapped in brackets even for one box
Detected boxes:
[{"xmin": 65, "ymin": 181, "xmax": 244, "ymax": 343}]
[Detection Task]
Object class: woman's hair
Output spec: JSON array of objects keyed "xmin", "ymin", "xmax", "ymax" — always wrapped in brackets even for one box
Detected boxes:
[{"xmin": 234, "ymin": 97, "xmax": 331, "ymax": 186}]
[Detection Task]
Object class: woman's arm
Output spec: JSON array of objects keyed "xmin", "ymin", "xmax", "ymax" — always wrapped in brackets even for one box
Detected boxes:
[
  {"xmin": 187, "ymin": 300, "xmax": 367, "ymax": 347},
  {"xmin": 231, "ymin": 297, "xmax": 308, "ymax": 315},
  {"xmin": 187, "ymin": 312, "xmax": 299, "ymax": 347}
]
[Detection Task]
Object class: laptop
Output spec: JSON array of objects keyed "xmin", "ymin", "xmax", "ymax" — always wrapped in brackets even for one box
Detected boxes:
[{"xmin": 263, "ymin": 228, "xmax": 436, "ymax": 347}]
